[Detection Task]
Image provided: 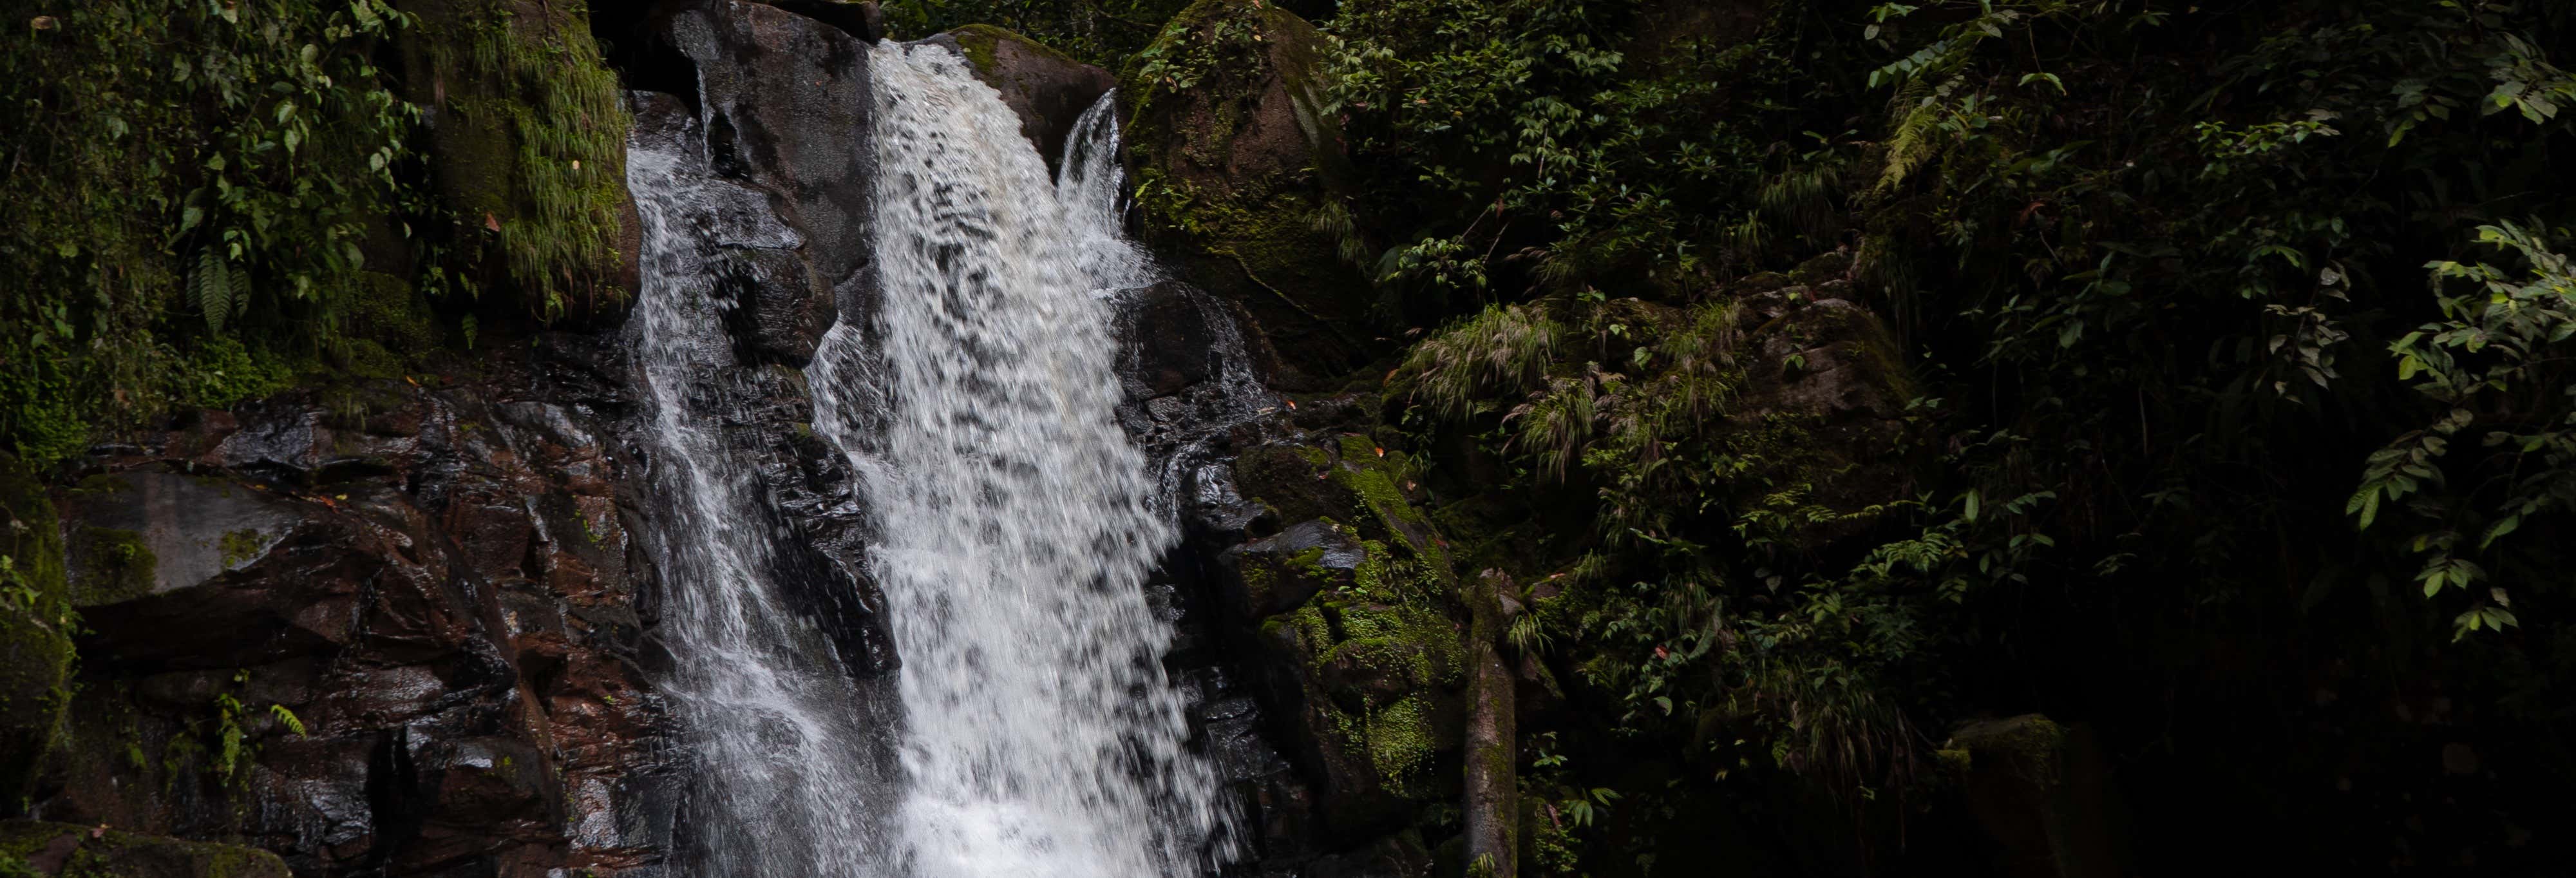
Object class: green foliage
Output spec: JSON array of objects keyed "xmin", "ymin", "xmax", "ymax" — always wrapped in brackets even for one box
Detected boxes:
[
  {"xmin": 0, "ymin": 0, "xmax": 422, "ymax": 462},
  {"xmin": 417, "ymin": 0, "xmax": 632, "ymax": 318},
  {"xmin": 1320, "ymin": 0, "xmax": 2576, "ymax": 868},
  {"xmin": 2355, "ymin": 222, "xmax": 2576, "ymax": 638}
]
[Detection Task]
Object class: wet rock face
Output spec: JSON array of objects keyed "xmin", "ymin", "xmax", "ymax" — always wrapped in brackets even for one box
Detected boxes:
[
  {"xmin": 654, "ymin": 0, "xmax": 880, "ymax": 365},
  {"xmin": 26, "ymin": 338, "xmax": 668, "ymax": 878},
  {"xmin": 927, "ymin": 24, "xmax": 1118, "ymax": 172},
  {"xmin": 614, "ymin": 0, "xmax": 900, "ymax": 680}
]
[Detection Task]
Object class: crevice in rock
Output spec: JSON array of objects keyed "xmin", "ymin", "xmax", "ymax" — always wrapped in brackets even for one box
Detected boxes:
[{"xmin": 592, "ymin": 0, "xmax": 703, "ymax": 119}]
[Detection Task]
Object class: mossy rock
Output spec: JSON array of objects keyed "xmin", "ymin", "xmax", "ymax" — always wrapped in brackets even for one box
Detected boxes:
[
  {"xmin": 1236, "ymin": 432, "xmax": 1472, "ymax": 840},
  {"xmin": 1725, "ymin": 292, "xmax": 1922, "ymax": 549},
  {"xmin": 344, "ymin": 271, "xmax": 440, "ymax": 358},
  {"xmin": 394, "ymin": 0, "xmax": 636, "ymax": 320},
  {"xmin": 0, "ymin": 819, "xmax": 289, "ymax": 878},
  {"xmin": 0, "ymin": 453, "xmax": 74, "ymax": 805},
  {"xmin": 66, "ymin": 528, "xmax": 155, "ymax": 607},
  {"xmin": 1121, "ymin": 0, "xmax": 1377, "ymax": 387},
  {"xmin": 1233, "ymin": 444, "xmax": 1357, "ymax": 531},
  {"xmin": 1942, "ymin": 715, "xmax": 2128, "ymax": 878},
  {"xmin": 938, "ymin": 24, "xmax": 1117, "ymax": 170}
]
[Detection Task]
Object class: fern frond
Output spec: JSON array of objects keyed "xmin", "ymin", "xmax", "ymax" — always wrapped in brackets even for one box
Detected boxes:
[{"xmin": 193, "ymin": 248, "xmax": 235, "ymax": 334}]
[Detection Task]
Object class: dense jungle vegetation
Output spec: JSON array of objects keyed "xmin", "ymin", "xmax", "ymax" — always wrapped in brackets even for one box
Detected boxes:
[
  {"xmin": 0, "ymin": 0, "xmax": 627, "ymax": 465},
  {"xmin": 893, "ymin": 0, "xmax": 2576, "ymax": 870},
  {"xmin": 6, "ymin": 0, "xmax": 2575, "ymax": 873}
]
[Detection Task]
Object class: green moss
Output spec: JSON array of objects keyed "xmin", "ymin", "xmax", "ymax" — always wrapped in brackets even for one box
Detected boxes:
[
  {"xmin": 334, "ymin": 338, "xmax": 409, "ymax": 381},
  {"xmin": 412, "ymin": 0, "xmax": 632, "ymax": 318},
  {"xmin": 0, "ymin": 820, "xmax": 288, "ymax": 878},
  {"xmin": 1329, "ymin": 446, "xmax": 1448, "ymax": 572},
  {"xmin": 952, "ymin": 24, "xmax": 1005, "ymax": 77},
  {"xmin": 1360, "ymin": 694, "xmax": 1437, "ymax": 784},
  {"xmin": 345, "ymin": 271, "xmax": 439, "ymax": 354},
  {"xmin": 947, "ymin": 24, "xmax": 1084, "ymax": 85},
  {"xmin": 217, "ymin": 529, "xmax": 267, "ymax": 569},
  {"xmin": 1321, "ymin": 600, "xmax": 1463, "ymax": 686},
  {"xmin": 1284, "ymin": 545, "xmax": 1328, "ymax": 575},
  {"xmin": 0, "ymin": 453, "xmax": 75, "ymax": 804},
  {"xmin": 70, "ymin": 528, "xmax": 156, "ymax": 606}
]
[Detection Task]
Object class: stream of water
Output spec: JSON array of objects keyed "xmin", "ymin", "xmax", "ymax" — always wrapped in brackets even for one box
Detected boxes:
[{"xmin": 632, "ymin": 39, "xmax": 1235, "ymax": 878}]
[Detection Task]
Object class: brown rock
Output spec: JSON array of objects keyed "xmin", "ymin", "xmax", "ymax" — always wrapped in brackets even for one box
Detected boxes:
[{"xmin": 933, "ymin": 24, "xmax": 1118, "ymax": 171}]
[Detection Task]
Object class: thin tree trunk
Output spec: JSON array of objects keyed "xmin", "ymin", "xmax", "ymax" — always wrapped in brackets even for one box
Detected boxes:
[{"xmin": 1464, "ymin": 568, "xmax": 1519, "ymax": 878}]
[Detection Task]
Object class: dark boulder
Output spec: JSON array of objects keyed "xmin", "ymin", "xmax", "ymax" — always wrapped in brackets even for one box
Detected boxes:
[
  {"xmin": 656, "ymin": 0, "xmax": 878, "ymax": 363},
  {"xmin": 1940, "ymin": 715, "xmax": 2132, "ymax": 878}
]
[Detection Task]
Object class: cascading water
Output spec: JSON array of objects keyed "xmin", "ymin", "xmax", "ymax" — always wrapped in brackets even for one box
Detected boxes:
[
  {"xmin": 625, "ymin": 102, "xmax": 898, "ymax": 877},
  {"xmin": 630, "ymin": 33, "xmax": 1242, "ymax": 878},
  {"xmin": 803, "ymin": 41, "xmax": 1237, "ymax": 877}
]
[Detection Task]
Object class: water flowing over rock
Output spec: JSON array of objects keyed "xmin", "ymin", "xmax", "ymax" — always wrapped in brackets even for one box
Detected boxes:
[
  {"xmin": 800, "ymin": 41, "xmax": 1237, "ymax": 878},
  {"xmin": 625, "ymin": 70, "xmax": 900, "ymax": 878},
  {"xmin": 5, "ymin": 8, "xmax": 1419, "ymax": 877}
]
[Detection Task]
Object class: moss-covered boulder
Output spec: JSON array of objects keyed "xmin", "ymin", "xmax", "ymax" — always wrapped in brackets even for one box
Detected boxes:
[
  {"xmin": 931, "ymin": 24, "xmax": 1118, "ymax": 171},
  {"xmin": 1725, "ymin": 262, "xmax": 1922, "ymax": 549},
  {"xmin": 394, "ymin": 0, "xmax": 638, "ymax": 320},
  {"xmin": 0, "ymin": 820, "xmax": 289, "ymax": 878},
  {"xmin": 0, "ymin": 453, "xmax": 74, "ymax": 805},
  {"xmin": 1225, "ymin": 428, "xmax": 1471, "ymax": 842},
  {"xmin": 1940, "ymin": 715, "xmax": 2130, "ymax": 878},
  {"xmin": 1121, "ymin": 0, "xmax": 1376, "ymax": 387}
]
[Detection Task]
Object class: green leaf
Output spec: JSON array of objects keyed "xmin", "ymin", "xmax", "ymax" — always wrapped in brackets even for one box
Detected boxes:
[
  {"xmin": 2479, "ymin": 515, "xmax": 2520, "ymax": 549},
  {"xmin": 2350, "ymin": 487, "xmax": 2381, "ymax": 529}
]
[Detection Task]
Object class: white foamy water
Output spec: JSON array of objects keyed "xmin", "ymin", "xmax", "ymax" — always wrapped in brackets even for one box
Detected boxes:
[
  {"xmin": 627, "ymin": 102, "xmax": 895, "ymax": 877},
  {"xmin": 802, "ymin": 42, "xmax": 1236, "ymax": 878}
]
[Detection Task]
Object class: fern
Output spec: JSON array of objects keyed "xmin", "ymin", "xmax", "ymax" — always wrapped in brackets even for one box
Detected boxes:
[{"xmin": 191, "ymin": 248, "xmax": 235, "ymax": 334}]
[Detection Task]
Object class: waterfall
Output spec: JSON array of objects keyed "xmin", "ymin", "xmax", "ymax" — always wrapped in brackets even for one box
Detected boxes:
[
  {"xmin": 626, "ymin": 102, "xmax": 896, "ymax": 877},
  {"xmin": 803, "ymin": 41, "xmax": 1236, "ymax": 877},
  {"xmin": 630, "ymin": 35, "xmax": 1233, "ymax": 878}
]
